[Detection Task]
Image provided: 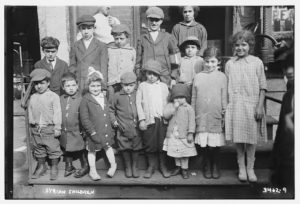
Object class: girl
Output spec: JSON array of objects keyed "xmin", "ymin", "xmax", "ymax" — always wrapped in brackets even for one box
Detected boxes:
[
  {"xmin": 80, "ymin": 68, "xmax": 117, "ymax": 181},
  {"xmin": 225, "ymin": 30, "xmax": 267, "ymax": 183},
  {"xmin": 136, "ymin": 59, "xmax": 170, "ymax": 179},
  {"xmin": 163, "ymin": 83, "xmax": 197, "ymax": 179},
  {"xmin": 191, "ymin": 47, "xmax": 227, "ymax": 179}
]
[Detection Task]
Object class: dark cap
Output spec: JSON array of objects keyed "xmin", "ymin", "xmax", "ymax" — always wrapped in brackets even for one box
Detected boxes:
[
  {"xmin": 40, "ymin": 37, "xmax": 60, "ymax": 49},
  {"xmin": 30, "ymin": 69, "xmax": 51, "ymax": 82},
  {"xmin": 143, "ymin": 59, "xmax": 162, "ymax": 76},
  {"xmin": 146, "ymin": 6, "xmax": 164, "ymax": 19},
  {"xmin": 76, "ymin": 15, "xmax": 96, "ymax": 26},
  {"xmin": 111, "ymin": 24, "xmax": 131, "ymax": 36},
  {"xmin": 170, "ymin": 83, "xmax": 190, "ymax": 101},
  {"xmin": 179, "ymin": 36, "xmax": 200, "ymax": 51},
  {"xmin": 120, "ymin": 72, "xmax": 137, "ymax": 84}
]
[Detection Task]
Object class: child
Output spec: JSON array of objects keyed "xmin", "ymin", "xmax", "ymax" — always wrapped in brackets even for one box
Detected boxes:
[
  {"xmin": 225, "ymin": 30, "xmax": 267, "ymax": 182},
  {"xmin": 28, "ymin": 69, "xmax": 62, "ymax": 180},
  {"xmin": 177, "ymin": 36, "xmax": 204, "ymax": 100},
  {"xmin": 191, "ymin": 47, "xmax": 227, "ymax": 179},
  {"xmin": 60, "ymin": 72, "xmax": 89, "ymax": 178},
  {"xmin": 135, "ymin": 6, "xmax": 181, "ymax": 87},
  {"xmin": 163, "ymin": 83, "xmax": 197, "ymax": 179},
  {"xmin": 172, "ymin": 6, "xmax": 207, "ymax": 56},
  {"xmin": 69, "ymin": 14, "xmax": 108, "ymax": 93},
  {"xmin": 34, "ymin": 36, "xmax": 68, "ymax": 95},
  {"xmin": 107, "ymin": 24, "xmax": 136, "ymax": 101},
  {"xmin": 80, "ymin": 68, "xmax": 116, "ymax": 181},
  {"xmin": 109, "ymin": 72, "xmax": 142, "ymax": 178},
  {"xmin": 136, "ymin": 59, "xmax": 170, "ymax": 178}
]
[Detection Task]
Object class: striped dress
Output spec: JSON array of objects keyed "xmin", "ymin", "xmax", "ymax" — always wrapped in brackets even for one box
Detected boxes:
[{"xmin": 225, "ymin": 55, "xmax": 267, "ymax": 144}]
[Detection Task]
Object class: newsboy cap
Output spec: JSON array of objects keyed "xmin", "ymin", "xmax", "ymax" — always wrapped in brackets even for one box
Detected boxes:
[
  {"xmin": 30, "ymin": 69, "xmax": 51, "ymax": 82},
  {"xmin": 146, "ymin": 6, "xmax": 164, "ymax": 19},
  {"xmin": 120, "ymin": 72, "xmax": 137, "ymax": 84},
  {"xmin": 179, "ymin": 36, "xmax": 200, "ymax": 51},
  {"xmin": 76, "ymin": 15, "xmax": 96, "ymax": 26},
  {"xmin": 143, "ymin": 59, "xmax": 162, "ymax": 76},
  {"xmin": 111, "ymin": 24, "xmax": 131, "ymax": 36},
  {"xmin": 170, "ymin": 83, "xmax": 190, "ymax": 101}
]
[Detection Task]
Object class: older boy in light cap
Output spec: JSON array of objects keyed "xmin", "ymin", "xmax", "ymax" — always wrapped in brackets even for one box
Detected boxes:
[
  {"xmin": 69, "ymin": 14, "xmax": 108, "ymax": 93},
  {"xmin": 28, "ymin": 69, "xmax": 63, "ymax": 180},
  {"xmin": 107, "ymin": 24, "xmax": 136, "ymax": 102},
  {"xmin": 135, "ymin": 6, "xmax": 181, "ymax": 87},
  {"xmin": 109, "ymin": 72, "xmax": 142, "ymax": 178}
]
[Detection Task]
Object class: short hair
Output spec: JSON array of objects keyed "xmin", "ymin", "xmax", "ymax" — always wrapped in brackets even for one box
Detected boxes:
[
  {"xmin": 230, "ymin": 30, "xmax": 255, "ymax": 54},
  {"xmin": 111, "ymin": 31, "xmax": 130, "ymax": 38},
  {"xmin": 203, "ymin": 47, "xmax": 222, "ymax": 61},
  {"xmin": 180, "ymin": 6, "xmax": 200, "ymax": 18},
  {"xmin": 85, "ymin": 72, "xmax": 106, "ymax": 89},
  {"xmin": 61, "ymin": 72, "xmax": 77, "ymax": 86},
  {"xmin": 40, "ymin": 37, "xmax": 60, "ymax": 49}
]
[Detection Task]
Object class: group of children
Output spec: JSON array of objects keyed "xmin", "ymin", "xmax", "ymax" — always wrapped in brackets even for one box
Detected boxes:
[{"xmin": 27, "ymin": 6, "xmax": 267, "ymax": 183}]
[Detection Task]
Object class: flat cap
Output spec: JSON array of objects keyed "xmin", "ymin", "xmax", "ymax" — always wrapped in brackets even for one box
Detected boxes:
[
  {"xmin": 170, "ymin": 83, "xmax": 190, "ymax": 101},
  {"xmin": 30, "ymin": 69, "xmax": 51, "ymax": 82},
  {"xmin": 120, "ymin": 72, "xmax": 137, "ymax": 84},
  {"xmin": 179, "ymin": 36, "xmax": 200, "ymax": 51},
  {"xmin": 146, "ymin": 7, "xmax": 164, "ymax": 19},
  {"xmin": 111, "ymin": 24, "xmax": 131, "ymax": 36},
  {"xmin": 76, "ymin": 15, "xmax": 96, "ymax": 26},
  {"xmin": 143, "ymin": 59, "xmax": 162, "ymax": 76}
]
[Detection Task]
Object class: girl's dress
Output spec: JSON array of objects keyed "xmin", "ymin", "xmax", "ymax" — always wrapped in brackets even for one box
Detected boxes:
[
  {"xmin": 225, "ymin": 55, "xmax": 267, "ymax": 144},
  {"xmin": 191, "ymin": 69, "xmax": 227, "ymax": 147}
]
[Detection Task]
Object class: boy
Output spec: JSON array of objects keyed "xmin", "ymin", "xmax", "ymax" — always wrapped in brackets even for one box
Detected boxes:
[
  {"xmin": 60, "ymin": 72, "xmax": 89, "ymax": 178},
  {"xmin": 107, "ymin": 24, "xmax": 136, "ymax": 101},
  {"xmin": 135, "ymin": 6, "xmax": 181, "ymax": 87},
  {"xmin": 34, "ymin": 37, "xmax": 68, "ymax": 95},
  {"xmin": 69, "ymin": 14, "xmax": 108, "ymax": 93},
  {"xmin": 136, "ymin": 59, "xmax": 170, "ymax": 178},
  {"xmin": 109, "ymin": 72, "xmax": 142, "ymax": 178},
  {"xmin": 28, "ymin": 69, "xmax": 62, "ymax": 180}
]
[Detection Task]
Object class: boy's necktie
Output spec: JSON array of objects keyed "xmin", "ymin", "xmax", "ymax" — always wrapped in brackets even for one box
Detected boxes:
[{"xmin": 49, "ymin": 61, "xmax": 54, "ymax": 70}]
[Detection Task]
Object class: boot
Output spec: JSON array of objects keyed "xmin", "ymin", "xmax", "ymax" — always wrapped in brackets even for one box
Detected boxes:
[
  {"xmin": 50, "ymin": 158, "xmax": 59, "ymax": 180},
  {"xmin": 237, "ymin": 147, "xmax": 247, "ymax": 182},
  {"xmin": 144, "ymin": 153, "xmax": 156, "ymax": 179},
  {"xmin": 32, "ymin": 157, "xmax": 47, "ymax": 179},
  {"xmin": 121, "ymin": 151, "xmax": 132, "ymax": 178},
  {"xmin": 107, "ymin": 162, "xmax": 117, "ymax": 178},
  {"xmin": 131, "ymin": 151, "xmax": 140, "ymax": 178},
  {"xmin": 159, "ymin": 152, "xmax": 171, "ymax": 178},
  {"xmin": 211, "ymin": 147, "xmax": 221, "ymax": 179},
  {"xmin": 202, "ymin": 148, "xmax": 212, "ymax": 179},
  {"xmin": 246, "ymin": 145, "xmax": 257, "ymax": 182},
  {"xmin": 64, "ymin": 156, "xmax": 76, "ymax": 177},
  {"xmin": 74, "ymin": 150, "xmax": 89, "ymax": 178},
  {"xmin": 181, "ymin": 168, "xmax": 189, "ymax": 179},
  {"xmin": 171, "ymin": 166, "xmax": 181, "ymax": 176},
  {"xmin": 89, "ymin": 166, "xmax": 101, "ymax": 181}
]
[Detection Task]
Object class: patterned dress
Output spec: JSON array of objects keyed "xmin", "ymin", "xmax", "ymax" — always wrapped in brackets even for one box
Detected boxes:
[{"xmin": 225, "ymin": 55, "xmax": 267, "ymax": 144}]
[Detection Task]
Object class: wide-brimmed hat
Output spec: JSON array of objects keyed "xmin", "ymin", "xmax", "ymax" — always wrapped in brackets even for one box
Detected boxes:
[
  {"xmin": 179, "ymin": 36, "xmax": 200, "ymax": 51},
  {"xmin": 142, "ymin": 59, "xmax": 162, "ymax": 76},
  {"xmin": 146, "ymin": 7, "xmax": 164, "ymax": 19},
  {"xmin": 170, "ymin": 83, "xmax": 190, "ymax": 101}
]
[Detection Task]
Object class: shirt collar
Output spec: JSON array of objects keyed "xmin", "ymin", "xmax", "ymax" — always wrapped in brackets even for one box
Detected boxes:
[
  {"xmin": 233, "ymin": 55, "xmax": 250, "ymax": 64},
  {"xmin": 108, "ymin": 43, "xmax": 133, "ymax": 50},
  {"xmin": 146, "ymin": 80, "xmax": 160, "ymax": 85},
  {"xmin": 179, "ymin": 20, "xmax": 198, "ymax": 27},
  {"xmin": 64, "ymin": 92, "xmax": 79, "ymax": 99},
  {"xmin": 46, "ymin": 58, "xmax": 56, "ymax": 64}
]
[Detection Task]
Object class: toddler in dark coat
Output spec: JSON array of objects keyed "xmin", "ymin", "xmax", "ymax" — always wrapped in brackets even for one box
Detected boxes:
[{"xmin": 80, "ymin": 68, "xmax": 116, "ymax": 181}]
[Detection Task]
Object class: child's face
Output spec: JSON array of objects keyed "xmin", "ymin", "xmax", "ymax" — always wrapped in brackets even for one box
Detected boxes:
[
  {"xmin": 147, "ymin": 18, "xmax": 163, "ymax": 31},
  {"xmin": 234, "ymin": 39, "xmax": 250, "ymax": 58},
  {"xmin": 183, "ymin": 6, "xmax": 195, "ymax": 23},
  {"xmin": 34, "ymin": 80, "xmax": 50, "ymax": 94},
  {"xmin": 174, "ymin": 97, "xmax": 186, "ymax": 105},
  {"xmin": 63, "ymin": 80, "xmax": 78, "ymax": 96},
  {"xmin": 43, "ymin": 48, "xmax": 58, "ymax": 61},
  {"xmin": 88, "ymin": 81, "xmax": 102, "ymax": 96},
  {"xmin": 146, "ymin": 71, "xmax": 159, "ymax": 83},
  {"xmin": 284, "ymin": 66, "xmax": 294, "ymax": 83},
  {"xmin": 204, "ymin": 56, "xmax": 220, "ymax": 71},
  {"xmin": 114, "ymin": 33, "xmax": 128, "ymax": 48},
  {"xmin": 185, "ymin": 44, "xmax": 198, "ymax": 57},
  {"xmin": 122, "ymin": 82, "xmax": 136, "ymax": 94},
  {"xmin": 79, "ymin": 25, "xmax": 95, "ymax": 40}
]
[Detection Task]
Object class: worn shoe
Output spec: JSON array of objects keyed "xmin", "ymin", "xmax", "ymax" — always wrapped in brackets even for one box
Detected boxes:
[
  {"xmin": 89, "ymin": 170, "xmax": 101, "ymax": 181},
  {"xmin": 181, "ymin": 169, "xmax": 189, "ymax": 179},
  {"xmin": 32, "ymin": 157, "xmax": 47, "ymax": 179},
  {"xmin": 107, "ymin": 163, "xmax": 117, "ymax": 178},
  {"xmin": 144, "ymin": 167, "xmax": 155, "ymax": 179},
  {"xmin": 171, "ymin": 166, "xmax": 181, "ymax": 176},
  {"xmin": 247, "ymin": 168, "xmax": 257, "ymax": 183},
  {"xmin": 50, "ymin": 158, "xmax": 59, "ymax": 180}
]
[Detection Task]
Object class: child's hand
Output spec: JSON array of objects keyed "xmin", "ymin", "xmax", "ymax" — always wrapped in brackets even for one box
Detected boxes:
[
  {"xmin": 254, "ymin": 105, "xmax": 264, "ymax": 120},
  {"xmin": 113, "ymin": 121, "xmax": 119, "ymax": 128},
  {"xmin": 187, "ymin": 133, "xmax": 194, "ymax": 143},
  {"xmin": 174, "ymin": 101, "xmax": 180, "ymax": 109},
  {"xmin": 170, "ymin": 80, "xmax": 176, "ymax": 89},
  {"xmin": 54, "ymin": 130, "xmax": 61, "ymax": 137},
  {"xmin": 139, "ymin": 120, "xmax": 147, "ymax": 131}
]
